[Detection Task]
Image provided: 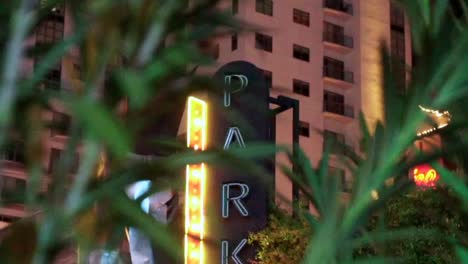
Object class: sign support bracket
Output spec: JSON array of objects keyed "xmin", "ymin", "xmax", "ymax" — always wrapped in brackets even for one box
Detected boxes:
[{"xmin": 269, "ymin": 96, "xmax": 302, "ymax": 218}]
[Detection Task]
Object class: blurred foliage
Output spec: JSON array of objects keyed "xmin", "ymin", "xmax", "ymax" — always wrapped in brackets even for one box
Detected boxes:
[
  {"xmin": 354, "ymin": 187, "xmax": 468, "ymax": 263},
  {"xmin": 248, "ymin": 207, "xmax": 312, "ymax": 264},
  {"xmin": 0, "ymin": 0, "xmax": 249, "ymax": 263},
  {"xmin": 384, "ymin": 188, "xmax": 468, "ymax": 263},
  {"xmin": 285, "ymin": 0, "xmax": 468, "ymax": 263},
  {"xmin": 0, "ymin": 0, "xmax": 468, "ymax": 264}
]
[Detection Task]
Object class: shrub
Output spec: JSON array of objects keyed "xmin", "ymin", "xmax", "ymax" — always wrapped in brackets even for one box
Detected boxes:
[{"xmin": 248, "ymin": 208, "xmax": 312, "ymax": 264}]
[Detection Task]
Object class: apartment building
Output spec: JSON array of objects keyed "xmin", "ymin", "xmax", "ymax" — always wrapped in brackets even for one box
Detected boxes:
[
  {"xmin": 0, "ymin": 4, "xmax": 80, "ymax": 227},
  {"xmin": 0, "ymin": 0, "xmax": 413, "ymax": 226},
  {"xmin": 204, "ymin": 0, "xmax": 412, "ymax": 206}
]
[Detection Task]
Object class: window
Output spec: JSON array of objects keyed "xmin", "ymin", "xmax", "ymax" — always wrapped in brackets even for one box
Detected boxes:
[
  {"xmin": 391, "ymin": 30, "xmax": 405, "ymax": 60},
  {"xmin": 293, "ymin": 44, "xmax": 309, "ymax": 62},
  {"xmin": 49, "ymin": 148, "xmax": 61, "ymax": 174},
  {"xmin": 293, "ymin": 9, "xmax": 309, "ymax": 26},
  {"xmin": 0, "ymin": 214, "xmax": 20, "ymax": 223},
  {"xmin": 197, "ymin": 40, "xmax": 219, "ymax": 60},
  {"xmin": 293, "ymin": 79, "xmax": 309, "ymax": 96},
  {"xmin": 51, "ymin": 111, "xmax": 71, "ymax": 136},
  {"xmin": 35, "ymin": 9, "xmax": 64, "ymax": 91},
  {"xmin": 324, "ymin": 56, "xmax": 344, "ymax": 77},
  {"xmin": 324, "ymin": 130, "xmax": 345, "ymax": 153},
  {"xmin": 213, "ymin": 44, "xmax": 220, "ymax": 59},
  {"xmin": 255, "ymin": 33, "xmax": 272, "ymax": 52},
  {"xmin": 390, "ymin": 2, "xmax": 405, "ymax": 29},
  {"xmin": 73, "ymin": 64, "xmax": 82, "ymax": 80},
  {"xmin": 263, "ymin": 70, "xmax": 272, "ymax": 88},
  {"xmin": 231, "ymin": 34, "xmax": 238, "ymax": 51},
  {"xmin": 232, "ymin": 0, "xmax": 239, "ymax": 14},
  {"xmin": 323, "ymin": 91, "xmax": 354, "ymax": 117},
  {"xmin": 324, "ymin": 0, "xmax": 353, "ymax": 15},
  {"xmin": 323, "ymin": 21, "xmax": 348, "ymax": 47},
  {"xmin": 299, "ymin": 121, "xmax": 310, "ymax": 137},
  {"xmin": 324, "ymin": 130, "xmax": 345, "ymax": 144},
  {"xmin": 323, "ymin": 56, "xmax": 352, "ymax": 82},
  {"xmin": 256, "ymin": 0, "xmax": 273, "ymax": 16},
  {"xmin": 0, "ymin": 176, "xmax": 26, "ymax": 199},
  {"xmin": 328, "ymin": 166, "xmax": 348, "ymax": 192},
  {"xmin": 49, "ymin": 148, "xmax": 79, "ymax": 174},
  {"xmin": 35, "ymin": 7, "xmax": 65, "ymax": 45},
  {"xmin": 323, "ymin": 90, "xmax": 345, "ymax": 114},
  {"xmin": 0, "ymin": 141, "xmax": 25, "ymax": 163}
]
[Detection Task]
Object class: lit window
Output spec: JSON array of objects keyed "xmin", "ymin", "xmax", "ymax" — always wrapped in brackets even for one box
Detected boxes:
[{"xmin": 293, "ymin": 9, "xmax": 309, "ymax": 26}]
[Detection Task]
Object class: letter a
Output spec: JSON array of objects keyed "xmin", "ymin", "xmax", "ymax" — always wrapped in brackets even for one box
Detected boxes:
[{"xmin": 224, "ymin": 127, "xmax": 246, "ymax": 150}]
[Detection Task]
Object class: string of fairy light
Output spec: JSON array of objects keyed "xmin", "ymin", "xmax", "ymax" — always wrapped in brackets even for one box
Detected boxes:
[{"xmin": 416, "ymin": 105, "xmax": 452, "ymax": 137}]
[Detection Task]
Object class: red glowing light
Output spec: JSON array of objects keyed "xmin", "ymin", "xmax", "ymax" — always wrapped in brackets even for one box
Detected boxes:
[{"xmin": 412, "ymin": 164, "xmax": 439, "ymax": 188}]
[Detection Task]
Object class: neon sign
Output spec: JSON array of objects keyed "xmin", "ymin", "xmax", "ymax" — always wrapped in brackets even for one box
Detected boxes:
[
  {"xmin": 412, "ymin": 164, "xmax": 439, "ymax": 188},
  {"xmin": 185, "ymin": 96, "xmax": 207, "ymax": 264},
  {"xmin": 184, "ymin": 61, "xmax": 271, "ymax": 264}
]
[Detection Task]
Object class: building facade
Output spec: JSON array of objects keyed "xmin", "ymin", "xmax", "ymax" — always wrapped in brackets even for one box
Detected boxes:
[
  {"xmin": 0, "ymin": 4, "xmax": 77, "ymax": 227},
  {"xmin": 0, "ymin": 0, "xmax": 412, "ymax": 227},
  {"xmin": 200, "ymin": 0, "xmax": 412, "ymax": 207}
]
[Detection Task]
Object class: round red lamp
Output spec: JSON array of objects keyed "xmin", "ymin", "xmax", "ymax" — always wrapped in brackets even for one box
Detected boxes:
[{"xmin": 412, "ymin": 164, "xmax": 439, "ymax": 188}]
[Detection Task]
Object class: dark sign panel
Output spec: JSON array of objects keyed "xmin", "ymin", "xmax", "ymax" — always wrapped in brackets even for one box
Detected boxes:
[{"xmin": 205, "ymin": 61, "xmax": 272, "ymax": 263}]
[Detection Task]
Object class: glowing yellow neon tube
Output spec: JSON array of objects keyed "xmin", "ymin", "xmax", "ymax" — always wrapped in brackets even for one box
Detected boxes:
[{"xmin": 185, "ymin": 96, "xmax": 207, "ymax": 264}]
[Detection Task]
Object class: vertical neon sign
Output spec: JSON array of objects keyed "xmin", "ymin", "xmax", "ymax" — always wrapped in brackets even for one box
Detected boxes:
[{"xmin": 185, "ymin": 96, "xmax": 207, "ymax": 264}]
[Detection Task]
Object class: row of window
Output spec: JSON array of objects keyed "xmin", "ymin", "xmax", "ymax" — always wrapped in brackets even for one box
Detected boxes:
[
  {"xmin": 328, "ymin": 166, "xmax": 350, "ymax": 192},
  {"xmin": 253, "ymin": 20, "xmax": 349, "ymax": 52},
  {"xmin": 0, "ymin": 145, "xmax": 79, "ymax": 174},
  {"xmin": 36, "ymin": 7, "xmax": 65, "ymax": 90},
  {"xmin": 254, "ymin": 33, "xmax": 353, "ymax": 80},
  {"xmin": 0, "ymin": 176, "xmax": 26, "ymax": 200},
  {"xmin": 389, "ymin": 2, "xmax": 406, "ymax": 93},
  {"xmin": 298, "ymin": 122, "xmax": 349, "ymax": 153},
  {"xmin": 263, "ymin": 62, "xmax": 350, "ymax": 98},
  {"xmin": 249, "ymin": 0, "xmax": 352, "ymax": 22},
  {"xmin": 390, "ymin": 2, "xmax": 405, "ymax": 60}
]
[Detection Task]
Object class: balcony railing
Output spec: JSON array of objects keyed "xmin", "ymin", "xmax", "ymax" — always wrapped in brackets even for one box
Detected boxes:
[
  {"xmin": 323, "ymin": 66, "xmax": 354, "ymax": 83},
  {"xmin": 323, "ymin": 102, "xmax": 354, "ymax": 118},
  {"xmin": 323, "ymin": 0, "xmax": 353, "ymax": 15},
  {"xmin": 323, "ymin": 31, "xmax": 353, "ymax": 48}
]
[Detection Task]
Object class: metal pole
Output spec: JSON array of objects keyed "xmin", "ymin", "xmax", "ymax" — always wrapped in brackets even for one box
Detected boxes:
[
  {"xmin": 291, "ymin": 99, "xmax": 300, "ymax": 218},
  {"xmin": 269, "ymin": 96, "xmax": 301, "ymax": 218}
]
